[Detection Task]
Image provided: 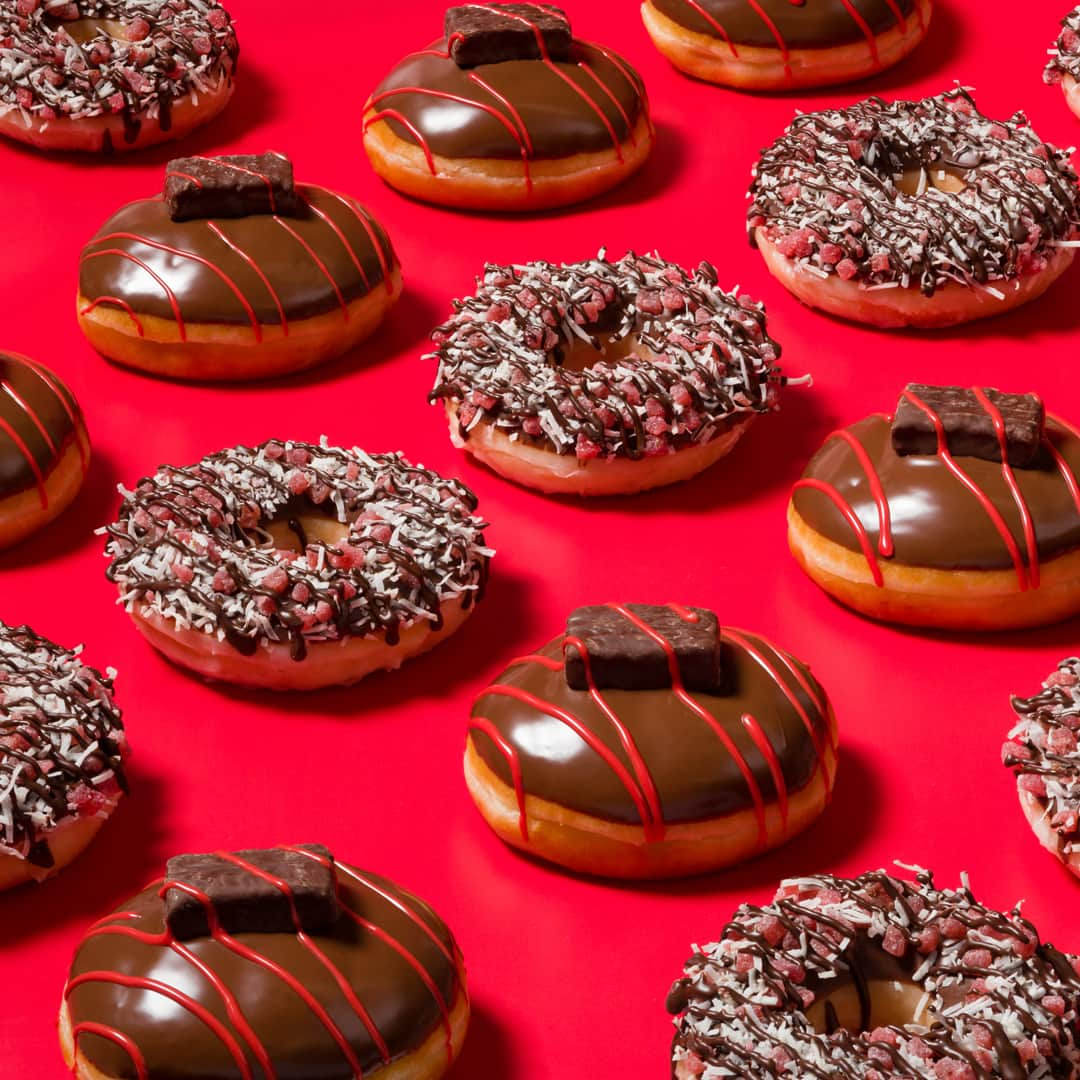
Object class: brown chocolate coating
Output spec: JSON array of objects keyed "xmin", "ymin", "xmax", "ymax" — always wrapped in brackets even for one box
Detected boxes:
[
  {"xmin": 66, "ymin": 860, "xmax": 461, "ymax": 1079},
  {"xmin": 0, "ymin": 352, "xmax": 83, "ymax": 498},
  {"xmin": 793, "ymin": 414, "xmax": 1080, "ymax": 571},
  {"xmin": 649, "ymin": 0, "xmax": 917, "ymax": 49},
  {"xmin": 79, "ymin": 185, "xmax": 397, "ymax": 327},
  {"xmin": 367, "ymin": 38, "xmax": 647, "ymax": 160},
  {"xmin": 470, "ymin": 630, "xmax": 830, "ymax": 824}
]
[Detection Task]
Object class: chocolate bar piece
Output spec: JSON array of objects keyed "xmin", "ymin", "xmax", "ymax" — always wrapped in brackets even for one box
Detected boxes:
[
  {"xmin": 164, "ymin": 152, "xmax": 299, "ymax": 222},
  {"xmin": 564, "ymin": 604, "xmax": 722, "ymax": 692},
  {"xmin": 445, "ymin": 3, "xmax": 571, "ymax": 67},
  {"xmin": 892, "ymin": 384, "xmax": 1045, "ymax": 467},
  {"xmin": 164, "ymin": 844, "xmax": 338, "ymax": 940}
]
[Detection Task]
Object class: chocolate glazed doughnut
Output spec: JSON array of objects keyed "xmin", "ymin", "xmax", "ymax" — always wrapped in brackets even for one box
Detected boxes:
[
  {"xmin": 0, "ymin": 350, "xmax": 90, "ymax": 548},
  {"xmin": 788, "ymin": 385, "xmax": 1080, "ymax": 629},
  {"xmin": 641, "ymin": 0, "xmax": 931, "ymax": 89},
  {"xmin": 362, "ymin": 4, "xmax": 654, "ymax": 211},
  {"xmin": 60, "ymin": 846, "xmax": 469, "ymax": 1080},
  {"xmin": 465, "ymin": 604, "xmax": 837, "ymax": 878},
  {"xmin": 78, "ymin": 155, "xmax": 402, "ymax": 382}
]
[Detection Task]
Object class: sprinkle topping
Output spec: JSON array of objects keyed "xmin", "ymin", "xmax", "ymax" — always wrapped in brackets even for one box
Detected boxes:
[
  {"xmin": 748, "ymin": 89, "xmax": 1080, "ymax": 296},
  {"xmin": 103, "ymin": 439, "xmax": 491, "ymax": 661},
  {"xmin": 0, "ymin": 621, "xmax": 127, "ymax": 866},
  {"xmin": 428, "ymin": 251, "xmax": 782, "ymax": 462}
]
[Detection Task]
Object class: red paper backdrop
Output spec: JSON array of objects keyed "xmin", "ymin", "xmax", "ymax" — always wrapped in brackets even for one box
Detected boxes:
[{"xmin": 2, "ymin": 1, "xmax": 1079, "ymax": 1076}]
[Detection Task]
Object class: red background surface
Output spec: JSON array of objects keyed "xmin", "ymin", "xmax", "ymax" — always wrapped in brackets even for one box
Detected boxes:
[{"xmin": 2, "ymin": 0, "xmax": 1079, "ymax": 1075}]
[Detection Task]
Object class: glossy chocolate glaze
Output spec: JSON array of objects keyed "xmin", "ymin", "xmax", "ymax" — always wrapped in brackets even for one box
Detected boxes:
[
  {"xmin": 650, "ymin": 0, "xmax": 917, "ymax": 49},
  {"xmin": 66, "ymin": 860, "xmax": 461, "ymax": 1079},
  {"xmin": 470, "ymin": 629, "xmax": 830, "ymax": 824},
  {"xmin": 793, "ymin": 414, "xmax": 1080, "ymax": 571},
  {"xmin": 367, "ymin": 39, "xmax": 647, "ymax": 160},
  {"xmin": 79, "ymin": 185, "xmax": 397, "ymax": 327},
  {"xmin": 0, "ymin": 352, "xmax": 84, "ymax": 498}
]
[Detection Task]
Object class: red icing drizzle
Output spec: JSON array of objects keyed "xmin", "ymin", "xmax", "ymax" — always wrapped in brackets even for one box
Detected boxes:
[
  {"xmin": 363, "ymin": 107, "xmax": 436, "ymax": 173},
  {"xmin": 836, "ymin": 0, "xmax": 881, "ymax": 65},
  {"xmin": 744, "ymin": 0, "xmax": 793, "ymax": 80},
  {"xmin": 828, "ymin": 428, "xmax": 894, "ymax": 557},
  {"xmin": 542, "ymin": 59, "xmax": 625, "ymax": 162},
  {"xmin": 190, "ymin": 156, "xmax": 278, "ymax": 212},
  {"xmin": 467, "ymin": 71, "xmax": 534, "ymax": 153},
  {"xmin": 0, "ymin": 412, "xmax": 47, "ymax": 508},
  {"xmin": 1046, "ymin": 416, "xmax": 1080, "ymax": 515},
  {"xmin": 25, "ymin": 359, "xmax": 89, "ymax": 470},
  {"xmin": 2, "ymin": 379, "xmax": 55, "ymax": 453},
  {"xmin": 467, "ymin": 715, "xmax": 529, "ymax": 839},
  {"xmin": 901, "ymin": 389, "xmax": 1030, "ymax": 590},
  {"xmin": 207, "ymin": 221, "xmax": 289, "ymax": 336},
  {"xmin": 78, "ymin": 295, "xmax": 146, "ymax": 337},
  {"xmin": 740, "ymin": 712, "xmax": 788, "ymax": 825},
  {"xmin": 792, "ymin": 476, "xmax": 884, "ymax": 586},
  {"xmin": 683, "ymin": 0, "xmax": 738, "ymax": 51},
  {"xmin": 69, "ymin": 1021, "xmax": 148, "ymax": 1080},
  {"xmin": 272, "ymin": 218, "xmax": 349, "ymax": 321},
  {"xmin": 164, "ymin": 170, "xmax": 204, "ymax": 188},
  {"xmin": 328, "ymin": 193, "xmax": 396, "ymax": 298},
  {"xmin": 82, "ymin": 249, "xmax": 187, "ymax": 340},
  {"xmin": 973, "ymin": 387, "xmax": 1040, "ymax": 589}
]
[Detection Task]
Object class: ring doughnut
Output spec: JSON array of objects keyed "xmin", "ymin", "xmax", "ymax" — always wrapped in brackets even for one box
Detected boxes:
[
  {"xmin": 0, "ymin": 0, "xmax": 237, "ymax": 152},
  {"xmin": 102, "ymin": 439, "xmax": 491, "ymax": 690},
  {"xmin": 0, "ymin": 620, "xmax": 128, "ymax": 891},
  {"xmin": 429, "ymin": 251, "xmax": 784, "ymax": 496},
  {"xmin": 668, "ymin": 867, "xmax": 1080, "ymax": 1079},
  {"xmin": 748, "ymin": 89, "xmax": 1080, "ymax": 328},
  {"xmin": 1045, "ymin": 7, "xmax": 1080, "ymax": 122}
]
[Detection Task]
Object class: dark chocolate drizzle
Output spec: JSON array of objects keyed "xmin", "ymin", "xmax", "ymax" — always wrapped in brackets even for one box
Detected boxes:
[
  {"xmin": 669, "ymin": 868, "xmax": 1080, "ymax": 1079},
  {"xmin": 66, "ymin": 853, "xmax": 463, "ymax": 1078},
  {"xmin": 1004, "ymin": 657, "xmax": 1080, "ymax": 847},
  {"xmin": 0, "ymin": 0, "xmax": 238, "ymax": 143},
  {"xmin": 748, "ymin": 89, "xmax": 1080, "ymax": 296},
  {"xmin": 650, "ymin": 0, "xmax": 916, "ymax": 49},
  {"xmin": 103, "ymin": 439, "xmax": 491, "ymax": 661},
  {"xmin": 0, "ymin": 621, "xmax": 127, "ymax": 866},
  {"xmin": 1046, "ymin": 7, "xmax": 1080, "ymax": 84},
  {"xmin": 429, "ymin": 252, "xmax": 783, "ymax": 462},
  {"xmin": 0, "ymin": 350, "xmax": 85, "ymax": 499}
]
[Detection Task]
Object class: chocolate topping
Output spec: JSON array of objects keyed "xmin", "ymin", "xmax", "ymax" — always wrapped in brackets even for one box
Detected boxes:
[
  {"xmin": 165, "ymin": 153, "xmax": 298, "ymax": 222},
  {"xmin": 669, "ymin": 868, "xmax": 1080, "ymax": 1079},
  {"xmin": 650, "ymin": 0, "xmax": 917, "ymax": 49},
  {"xmin": 1046, "ymin": 7, "xmax": 1080, "ymax": 85},
  {"xmin": 103, "ymin": 439, "xmax": 490, "ymax": 661},
  {"xmin": 0, "ymin": 351, "xmax": 85, "ymax": 499},
  {"xmin": 445, "ymin": 3, "xmax": 571, "ymax": 66},
  {"xmin": 428, "ymin": 252, "xmax": 782, "ymax": 462},
  {"xmin": 366, "ymin": 36, "xmax": 645, "ymax": 161},
  {"xmin": 792, "ymin": 412, "xmax": 1080, "ymax": 574},
  {"xmin": 1004, "ymin": 657, "xmax": 1080, "ymax": 848},
  {"xmin": 0, "ymin": 0, "xmax": 238, "ymax": 145},
  {"xmin": 564, "ymin": 604, "xmax": 721, "ymax": 692},
  {"xmin": 66, "ymin": 853, "xmax": 463, "ymax": 1078},
  {"xmin": 470, "ymin": 623, "xmax": 830, "ymax": 825},
  {"xmin": 164, "ymin": 845, "xmax": 339, "ymax": 940},
  {"xmin": 748, "ymin": 89, "xmax": 1080, "ymax": 296},
  {"xmin": 79, "ymin": 184, "xmax": 397, "ymax": 327},
  {"xmin": 892, "ymin": 384, "xmax": 1045, "ymax": 467},
  {"xmin": 0, "ymin": 621, "xmax": 127, "ymax": 866}
]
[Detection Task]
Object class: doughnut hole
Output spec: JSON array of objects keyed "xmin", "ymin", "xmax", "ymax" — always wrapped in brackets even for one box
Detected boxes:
[
  {"xmin": 555, "ymin": 330, "xmax": 660, "ymax": 373},
  {"xmin": 261, "ymin": 512, "xmax": 351, "ymax": 554},
  {"xmin": 49, "ymin": 18, "xmax": 126, "ymax": 44},
  {"xmin": 895, "ymin": 164, "xmax": 968, "ymax": 196},
  {"xmin": 805, "ymin": 978, "xmax": 930, "ymax": 1034}
]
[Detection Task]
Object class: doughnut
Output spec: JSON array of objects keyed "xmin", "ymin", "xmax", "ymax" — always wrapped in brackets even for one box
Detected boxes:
[
  {"xmin": 0, "ymin": 0, "xmax": 238, "ymax": 153},
  {"xmin": 78, "ymin": 153, "xmax": 402, "ymax": 382},
  {"xmin": 748, "ymin": 89, "xmax": 1080, "ymax": 328},
  {"xmin": 1003, "ymin": 657, "xmax": 1080, "ymax": 877},
  {"xmin": 428, "ymin": 252, "xmax": 784, "ymax": 496},
  {"xmin": 788, "ymin": 384, "xmax": 1080, "ymax": 629},
  {"xmin": 0, "ymin": 349, "xmax": 90, "ymax": 548},
  {"xmin": 641, "ymin": 0, "xmax": 931, "ymax": 90},
  {"xmin": 60, "ymin": 844, "xmax": 469, "ymax": 1079},
  {"xmin": 667, "ymin": 867, "xmax": 1080, "ymax": 1079},
  {"xmin": 1045, "ymin": 7, "xmax": 1080, "ymax": 121},
  {"xmin": 102, "ymin": 439, "xmax": 491, "ymax": 690},
  {"xmin": 465, "ymin": 603, "xmax": 837, "ymax": 878},
  {"xmin": 0, "ymin": 620, "xmax": 128, "ymax": 891},
  {"xmin": 362, "ymin": 3, "xmax": 653, "ymax": 211}
]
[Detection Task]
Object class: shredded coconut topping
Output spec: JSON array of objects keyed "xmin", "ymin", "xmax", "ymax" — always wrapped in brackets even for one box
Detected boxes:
[
  {"xmin": 668, "ymin": 867, "xmax": 1080, "ymax": 1078},
  {"xmin": 0, "ymin": 621, "xmax": 127, "ymax": 867},
  {"xmin": 748, "ymin": 89, "xmax": 1080, "ymax": 296},
  {"xmin": 1046, "ymin": 7, "xmax": 1080, "ymax": 84},
  {"xmin": 102, "ymin": 439, "xmax": 492, "ymax": 661},
  {"xmin": 1004, "ymin": 657, "xmax": 1080, "ymax": 846},
  {"xmin": 428, "ymin": 250, "xmax": 783, "ymax": 462},
  {"xmin": 0, "ymin": 0, "xmax": 238, "ymax": 131}
]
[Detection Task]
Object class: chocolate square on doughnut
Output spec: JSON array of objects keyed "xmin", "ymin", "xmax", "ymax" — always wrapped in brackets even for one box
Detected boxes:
[
  {"xmin": 164, "ymin": 153, "xmax": 299, "ymax": 222},
  {"xmin": 163, "ymin": 844, "xmax": 339, "ymax": 940},
  {"xmin": 891, "ymin": 384, "xmax": 1045, "ymax": 467},
  {"xmin": 445, "ymin": 3, "xmax": 572, "ymax": 67},
  {"xmin": 564, "ymin": 604, "xmax": 722, "ymax": 692}
]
